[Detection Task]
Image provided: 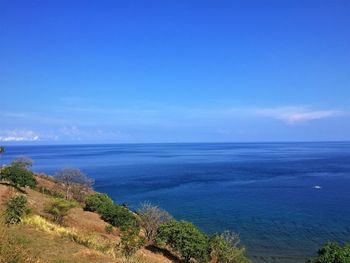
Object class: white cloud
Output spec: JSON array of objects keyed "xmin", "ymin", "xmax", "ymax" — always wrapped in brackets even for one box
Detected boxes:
[
  {"xmin": 253, "ymin": 107, "xmax": 342, "ymax": 124},
  {"xmin": 0, "ymin": 105, "xmax": 345, "ymax": 143},
  {"xmin": 0, "ymin": 129, "xmax": 40, "ymax": 142}
]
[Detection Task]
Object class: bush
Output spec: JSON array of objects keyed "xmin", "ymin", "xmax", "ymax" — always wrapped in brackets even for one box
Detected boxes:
[
  {"xmin": 85, "ymin": 192, "xmax": 140, "ymax": 232},
  {"xmin": 209, "ymin": 231, "xmax": 250, "ymax": 263},
  {"xmin": 85, "ymin": 192, "xmax": 114, "ymax": 213},
  {"xmin": 0, "ymin": 164, "xmax": 37, "ymax": 189},
  {"xmin": 156, "ymin": 220, "xmax": 209, "ymax": 263},
  {"xmin": 306, "ymin": 242, "xmax": 350, "ymax": 263},
  {"xmin": 105, "ymin": 224, "xmax": 113, "ymax": 234},
  {"xmin": 4, "ymin": 195, "xmax": 28, "ymax": 226},
  {"xmin": 44, "ymin": 198, "xmax": 76, "ymax": 224},
  {"xmin": 119, "ymin": 228, "xmax": 145, "ymax": 258},
  {"xmin": 100, "ymin": 204, "xmax": 140, "ymax": 232}
]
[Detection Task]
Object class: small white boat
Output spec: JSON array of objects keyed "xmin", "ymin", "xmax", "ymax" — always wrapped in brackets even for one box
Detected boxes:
[{"xmin": 313, "ymin": 185, "xmax": 322, "ymax": 189}]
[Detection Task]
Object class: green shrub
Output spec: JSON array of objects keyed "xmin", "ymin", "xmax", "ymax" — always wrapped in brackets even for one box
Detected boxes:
[
  {"xmin": 4, "ymin": 195, "xmax": 28, "ymax": 226},
  {"xmin": 119, "ymin": 228, "xmax": 145, "ymax": 258},
  {"xmin": 84, "ymin": 192, "xmax": 114, "ymax": 213},
  {"xmin": 44, "ymin": 198, "xmax": 76, "ymax": 224},
  {"xmin": 85, "ymin": 193, "xmax": 140, "ymax": 232},
  {"xmin": 0, "ymin": 164, "xmax": 37, "ymax": 189},
  {"xmin": 105, "ymin": 224, "xmax": 113, "ymax": 234},
  {"xmin": 156, "ymin": 220, "xmax": 209, "ymax": 263},
  {"xmin": 306, "ymin": 242, "xmax": 350, "ymax": 263},
  {"xmin": 100, "ymin": 204, "xmax": 140, "ymax": 232}
]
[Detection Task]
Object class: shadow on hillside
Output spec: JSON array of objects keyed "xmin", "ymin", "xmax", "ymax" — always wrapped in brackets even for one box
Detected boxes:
[{"xmin": 145, "ymin": 245, "xmax": 182, "ymax": 263}]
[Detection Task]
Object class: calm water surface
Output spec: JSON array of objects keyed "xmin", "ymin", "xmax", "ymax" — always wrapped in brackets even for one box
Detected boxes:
[{"xmin": 2, "ymin": 142, "xmax": 350, "ymax": 263}]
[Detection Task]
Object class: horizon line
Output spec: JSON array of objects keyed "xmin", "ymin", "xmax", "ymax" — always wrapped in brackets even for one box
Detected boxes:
[{"xmin": 2, "ymin": 140, "xmax": 350, "ymax": 147}]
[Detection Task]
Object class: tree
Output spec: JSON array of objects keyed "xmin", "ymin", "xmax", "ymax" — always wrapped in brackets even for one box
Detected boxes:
[
  {"xmin": 138, "ymin": 201, "xmax": 172, "ymax": 242},
  {"xmin": 0, "ymin": 163, "xmax": 37, "ymax": 189},
  {"xmin": 11, "ymin": 156, "xmax": 33, "ymax": 170},
  {"xmin": 156, "ymin": 220, "xmax": 209, "ymax": 263},
  {"xmin": 4, "ymin": 195, "xmax": 28, "ymax": 226},
  {"xmin": 54, "ymin": 168, "xmax": 94, "ymax": 199},
  {"xmin": 306, "ymin": 242, "xmax": 350, "ymax": 263},
  {"xmin": 209, "ymin": 231, "xmax": 250, "ymax": 263}
]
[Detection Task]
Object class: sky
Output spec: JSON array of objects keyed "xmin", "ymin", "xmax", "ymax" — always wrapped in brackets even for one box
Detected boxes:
[{"xmin": 0, "ymin": 0, "xmax": 349, "ymax": 144}]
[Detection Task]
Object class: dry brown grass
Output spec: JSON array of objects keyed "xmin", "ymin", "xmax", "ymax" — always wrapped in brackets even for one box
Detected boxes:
[
  {"xmin": 1, "ymin": 222, "xmax": 119, "ymax": 263},
  {"xmin": 65, "ymin": 207, "xmax": 119, "ymax": 236},
  {"xmin": 0, "ymin": 224, "xmax": 45, "ymax": 263},
  {"xmin": 22, "ymin": 214, "xmax": 118, "ymax": 258},
  {"xmin": 137, "ymin": 248, "xmax": 175, "ymax": 263},
  {"xmin": 0, "ymin": 183, "xmax": 15, "ymax": 207}
]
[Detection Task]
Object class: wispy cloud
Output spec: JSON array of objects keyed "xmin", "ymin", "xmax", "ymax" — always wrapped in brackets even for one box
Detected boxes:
[
  {"xmin": 56, "ymin": 126, "xmax": 131, "ymax": 141},
  {"xmin": 253, "ymin": 107, "xmax": 342, "ymax": 124},
  {"xmin": 1, "ymin": 105, "xmax": 344, "ymax": 125},
  {"xmin": 0, "ymin": 129, "xmax": 40, "ymax": 142},
  {"xmin": 0, "ymin": 105, "xmax": 346, "ymax": 142}
]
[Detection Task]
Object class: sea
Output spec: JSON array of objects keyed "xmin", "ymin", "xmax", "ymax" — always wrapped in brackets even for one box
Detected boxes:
[{"xmin": 2, "ymin": 142, "xmax": 350, "ymax": 262}]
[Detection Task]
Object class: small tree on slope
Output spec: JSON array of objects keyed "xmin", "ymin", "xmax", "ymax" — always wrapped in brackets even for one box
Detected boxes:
[
  {"xmin": 54, "ymin": 168, "xmax": 94, "ymax": 199},
  {"xmin": 138, "ymin": 201, "xmax": 172, "ymax": 242}
]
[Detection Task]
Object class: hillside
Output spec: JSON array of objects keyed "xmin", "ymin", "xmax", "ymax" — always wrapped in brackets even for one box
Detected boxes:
[{"xmin": 0, "ymin": 175, "xmax": 176, "ymax": 263}]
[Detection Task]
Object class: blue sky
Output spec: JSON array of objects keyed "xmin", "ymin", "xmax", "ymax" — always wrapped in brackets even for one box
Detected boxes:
[{"xmin": 1, "ymin": 0, "xmax": 349, "ymax": 143}]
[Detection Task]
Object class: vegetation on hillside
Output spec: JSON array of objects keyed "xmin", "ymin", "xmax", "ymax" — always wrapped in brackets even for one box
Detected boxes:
[
  {"xmin": 0, "ymin": 224, "xmax": 41, "ymax": 263},
  {"xmin": 85, "ymin": 192, "xmax": 114, "ymax": 213},
  {"xmin": 85, "ymin": 192, "xmax": 140, "ymax": 232},
  {"xmin": 119, "ymin": 227, "xmax": 145, "ymax": 258},
  {"xmin": 138, "ymin": 201, "xmax": 172, "ymax": 242},
  {"xmin": 156, "ymin": 220, "xmax": 209, "ymax": 262},
  {"xmin": 0, "ymin": 157, "xmax": 37, "ymax": 189},
  {"xmin": 4, "ymin": 195, "xmax": 29, "ymax": 226},
  {"xmin": 54, "ymin": 168, "xmax": 94, "ymax": 200},
  {"xmin": 306, "ymin": 242, "xmax": 350, "ymax": 263},
  {"xmin": 209, "ymin": 231, "xmax": 250, "ymax": 263},
  {"xmin": 44, "ymin": 197, "xmax": 77, "ymax": 223}
]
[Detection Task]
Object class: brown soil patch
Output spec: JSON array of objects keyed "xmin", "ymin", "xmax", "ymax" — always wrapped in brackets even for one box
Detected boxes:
[{"xmin": 64, "ymin": 207, "xmax": 120, "ymax": 239}]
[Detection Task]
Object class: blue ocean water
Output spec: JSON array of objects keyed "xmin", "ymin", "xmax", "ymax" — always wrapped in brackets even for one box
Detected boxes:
[{"xmin": 2, "ymin": 142, "xmax": 350, "ymax": 262}]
